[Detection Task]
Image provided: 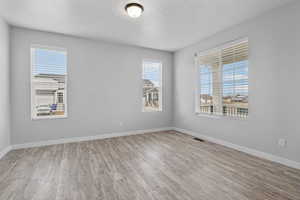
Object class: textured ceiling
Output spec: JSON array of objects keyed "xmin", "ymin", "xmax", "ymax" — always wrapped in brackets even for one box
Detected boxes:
[{"xmin": 0, "ymin": 0, "xmax": 295, "ymax": 51}]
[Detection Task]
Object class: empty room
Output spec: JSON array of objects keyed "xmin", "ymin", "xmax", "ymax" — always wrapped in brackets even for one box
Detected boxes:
[{"xmin": 0, "ymin": 0, "xmax": 300, "ymax": 199}]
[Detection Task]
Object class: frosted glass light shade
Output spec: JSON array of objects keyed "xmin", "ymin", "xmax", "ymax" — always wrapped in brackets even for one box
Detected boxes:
[{"xmin": 125, "ymin": 3, "xmax": 144, "ymax": 18}]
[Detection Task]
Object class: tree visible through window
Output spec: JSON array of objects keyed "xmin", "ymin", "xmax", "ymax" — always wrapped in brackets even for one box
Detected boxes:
[
  {"xmin": 196, "ymin": 39, "xmax": 248, "ymax": 118},
  {"xmin": 142, "ymin": 61, "xmax": 162, "ymax": 112},
  {"xmin": 31, "ymin": 46, "xmax": 67, "ymax": 119}
]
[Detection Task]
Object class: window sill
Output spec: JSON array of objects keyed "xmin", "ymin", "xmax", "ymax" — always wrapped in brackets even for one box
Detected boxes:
[
  {"xmin": 32, "ymin": 115, "xmax": 68, "ymax": 120},
  {"xmin": 195, "ymin": 113, "xmax": 248, "ymax": 120},
  {"xmin": 142, "ymin": 110, "xmax": 163, "ymax": 113}
]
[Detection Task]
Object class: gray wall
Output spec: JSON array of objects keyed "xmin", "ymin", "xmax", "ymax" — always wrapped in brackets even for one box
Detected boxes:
[
  {"xmin": 0, "ymin": 18, "xmax": 10, "ymax": 152},
  {"xmin": 173, "ymin": 1, "xmax": 300, "ymax": 163},
  {"xmin": 10, "ymin": 27, "xmax": 173, "ymax": 145}
]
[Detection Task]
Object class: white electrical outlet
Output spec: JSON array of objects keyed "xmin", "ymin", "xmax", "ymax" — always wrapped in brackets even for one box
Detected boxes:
[{"xmin": 278, "ymin": 139, "xmax": 287, "ymax": 148}]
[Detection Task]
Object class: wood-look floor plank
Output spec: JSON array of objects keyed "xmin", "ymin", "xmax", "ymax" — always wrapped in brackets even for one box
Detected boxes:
[{"xmin": 0, "ymin": 131, "xmax": 299, "ymax": 200}]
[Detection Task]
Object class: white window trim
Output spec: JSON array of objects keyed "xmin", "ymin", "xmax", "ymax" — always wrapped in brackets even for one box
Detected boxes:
[
  {"xmin": 142, "ymin": 59, "xmax": 163, "ymax": 113},
  {"xmin": 30, "ymin": 44, "xmax": 68, "ymax": 120},
  {"xmin": 194, "ymin": 38, "xmax": 249, "ymax": 119}
]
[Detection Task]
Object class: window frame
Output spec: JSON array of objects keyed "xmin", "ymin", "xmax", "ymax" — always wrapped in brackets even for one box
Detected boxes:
[
  {"xmin": 195, "ymin": 38, "xmax": 249, "ymax": 119},
  {"xmin": 142, "ymin": 59, "xmax": 163, "ymax": 113},
  {"xmin": 30, "ymin": 44, "xmax": 68, "ymax": 120}
]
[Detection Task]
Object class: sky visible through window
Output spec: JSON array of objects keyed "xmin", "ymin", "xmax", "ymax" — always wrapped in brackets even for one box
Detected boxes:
[
  {"xmin": 143, "ymin": 62, "xmax": 161, "ymax": 87},
  {"xmin": 199, "ymin": 66, "xmax": 213, "ymax": 95},
  {"xmin": 223, "ymin": 60, "xmax": 248, "ymax": 96},
  {"xmin": 33, "ymin": 48, "xmax": 67, "ymax": 75},
  {"xmin": 200, "ymin": 60, "xmax": 248, "ymax": 96}
]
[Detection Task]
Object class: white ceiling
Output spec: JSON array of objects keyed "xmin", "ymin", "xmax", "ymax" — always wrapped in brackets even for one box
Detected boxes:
[{"xmin": 0, "ymin": 0, "xmax": 295, "ymax": 51}]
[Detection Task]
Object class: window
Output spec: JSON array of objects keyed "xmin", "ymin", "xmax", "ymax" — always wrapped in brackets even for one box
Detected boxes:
[
  {"xmin": 142, "ymin": 61, "xmax": 162, "ymax": 112},
  {"xmin": 196, "ymin": 39, "xmax": 248, "ymax": 118},
  {"xmin": 31, "ymin": 46, "xmax": 67, "ymax": 119}
]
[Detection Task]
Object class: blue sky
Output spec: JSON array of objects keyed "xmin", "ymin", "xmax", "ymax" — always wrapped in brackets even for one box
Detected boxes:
[
  {"xmin": 143, "ymin": 62, "xmax": 161, "ymax": 87},
  {"xmin": 200, "ymin": 60, "xmax": 248, "ymax": 96},
  {"xmin": 33, "ymin": 48, "xmax": 67, "ymax": 75}
]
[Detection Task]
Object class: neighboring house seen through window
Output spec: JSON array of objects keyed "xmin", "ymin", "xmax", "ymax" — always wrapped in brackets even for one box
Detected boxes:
[
  {"xmin": 31, "ymin": 46, "xmax": 67, "ymax": 119},
  {"xmin": 196, "ymin": 39, "xmax": 249, "ymax": 118},
  {"xmin": 142, "ymin": 61, "xmax": 162, "ymax": 112}
]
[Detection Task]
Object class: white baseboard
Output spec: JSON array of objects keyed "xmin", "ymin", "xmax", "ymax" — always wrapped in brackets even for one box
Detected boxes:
[
  {"xmin": 173, "ymin": 127, "xmax": 300, "ymax": 170},
  {"xmin": 0, "ymin": 145, "xmax": 12, "ymax": 160},
  {"xmin": 11, "ymin": 127, "xmax": 173, "ymax": 150}
]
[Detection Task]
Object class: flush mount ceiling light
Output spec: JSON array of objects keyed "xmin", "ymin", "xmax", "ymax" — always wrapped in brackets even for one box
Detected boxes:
[{"xmin": 125, "ymin": 3, "xmax": 144, "ymax": 18}]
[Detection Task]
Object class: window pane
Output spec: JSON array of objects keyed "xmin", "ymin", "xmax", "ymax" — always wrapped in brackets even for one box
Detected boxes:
[
  {"xmin": 33, "ymin": 48, "xmax": 67, "ymax": 75},
  {"xmin": 222, "ymin": 60, "xmax": 248, "ymax": 117},
  {"xmin": 143, "ymin": 61, "xmax": 162, "ymax": 112},
  {"xmin": 31, "ymin": 47, "xmax": 67, "ymax": 119},
  {"xmin": 199, "ymin": 65, "xmax": 213, "ymax": 114}
]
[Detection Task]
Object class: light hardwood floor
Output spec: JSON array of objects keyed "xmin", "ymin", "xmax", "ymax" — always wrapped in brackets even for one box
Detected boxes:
[{"xmin": 0, "ymin": 131, "xmax": 299, "ymax": 200}]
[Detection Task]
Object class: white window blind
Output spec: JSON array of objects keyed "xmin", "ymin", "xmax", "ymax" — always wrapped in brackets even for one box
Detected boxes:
[
  {"xmin": 31, "ymin": 46, "xmax": 67, "ymax": 119},
  {"xmin": 142, "ymin": 61, "xmax": 162, "ymax": 112},
  {"xmin": 196, "ymin": 39, "xmax": 249, "ymax": 118}
]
